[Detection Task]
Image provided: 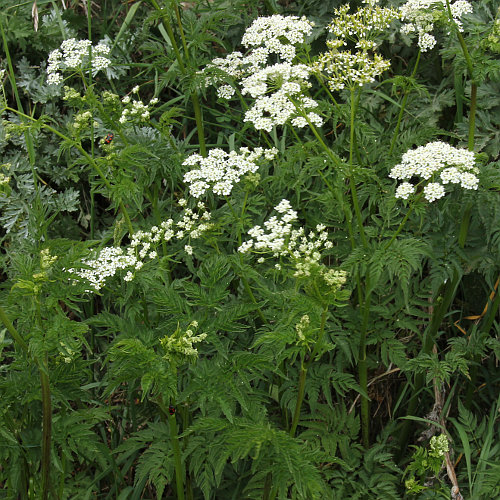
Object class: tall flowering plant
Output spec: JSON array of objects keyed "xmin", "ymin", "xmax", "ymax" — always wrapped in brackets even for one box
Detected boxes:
[{"xmin": 0, "ymin": 0, "xmax": 499, "ymax": 498}]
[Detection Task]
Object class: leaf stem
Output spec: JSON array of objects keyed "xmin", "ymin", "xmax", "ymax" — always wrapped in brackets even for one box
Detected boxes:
[
  {"xmin": 169, "ymin": 411, "xmax": 185, "ymax": 500},
  {"xmin": 358, "ymin": 283, "xmax": 372, "ymax": 448},
  {"xmin": 289, "ymin": 305, "xmax": 328, "ymax": 437}
]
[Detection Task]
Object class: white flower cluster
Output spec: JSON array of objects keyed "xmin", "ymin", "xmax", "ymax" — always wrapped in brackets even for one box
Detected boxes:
[
  {"xmin": 328, "ymin": 1, "xmax": 400, "ymax": 47},
  {"xmin": 241, "ymin": 14, "xmax": 314, "ymax": 62},
  {"xmin": 390, "ymin": 141, "xmax": 478, "ymax": 202},
  {"xmin": 315, "ymin": 2, "xmax": 395, "ymax": 91},
  {"xmin": 183, "ymin": 147, "xmax": 278, "ymax": 198},
  {"xmin": 241, "ymin": 63, "xmax": 323, "ymax": 131},
  {"xmin": 161, "ymin": 321, "xmax": 207, "ymax": 365},
  {"xmin": 119, "ymin": 87, "xmax": 158, "ymax": 124},
  {"xmin": 201, "ymin": 16, "xmax": 322, "ymax": 131},
  {"xmin": 315, "ymin": 47, "xmax": 391, "ymax": 91},
  {"xmin": 68, "ymin": 203, "xmax": 212, "ymax": 291},
  {"xmin": 46, "ymin": 39, "xmax": 111, "ymax": 85},
  {"xmin": 400, "ymin": 0, "xmax": 473, "ymax": 51},
  {"xmin": 295, "ymin": 314, "xmax": 310, "ymax": 342},
  {"xmin": 239, "ymin": 200, "xmax": 347, "ymax": 290}
]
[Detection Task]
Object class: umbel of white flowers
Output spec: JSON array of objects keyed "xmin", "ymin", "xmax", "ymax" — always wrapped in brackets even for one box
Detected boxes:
[
  {"xmin": 67, "ymin": 202, "xmax": 212, "ymax": 291},
  {"xmin": 400, "ymin": 0, "xmax": 473, "ymax": 52},
  {"xmin": 201, "ymin": 15, "xmax": 323, "ymax": 132},
  {"xmin": 239, "ymin": 199, "xmax": 348, "ymax": 291},
  {"xmin": 183, "ymin": 147, "xmax": 278, "ymax": 198},
  {"xmin": 390, "ymin": 141, "xmax": 478, "ymax": 202},
  {"xmin": 46, "ymin": 38, "xmax": 111, "ymax": 85}
]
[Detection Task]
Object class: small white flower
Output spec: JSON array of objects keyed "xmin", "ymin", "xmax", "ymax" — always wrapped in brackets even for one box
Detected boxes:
[
  {"xmin": 217, "ymin": 84, "xmax": 235, "ymax": 99},
  {"xmin": 391, "ymin": 141, "xmax": 478, "ymax": 202},
  {"xmin": 423, "ymin": 182, "xmax": 446, "ymax": 202},
  {"xmin": 184, "ymin": 245, "xmax": 193, "ymax": 255},
  {"xmin": 395, "ymin": 182, "xmax": 415, "ymax": 199},
  {"xmin": 46, "ymin": 39, "xmax": 111, "ymax": 85},
  {"xmin": 183, "ymin": 147, "xmax": 276, "ymax": 198}
]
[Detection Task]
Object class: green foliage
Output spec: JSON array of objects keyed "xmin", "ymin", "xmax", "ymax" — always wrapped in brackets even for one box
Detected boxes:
[{"xmin": 0, "ymin": 0, "xmax": 499, "ymax": 498}]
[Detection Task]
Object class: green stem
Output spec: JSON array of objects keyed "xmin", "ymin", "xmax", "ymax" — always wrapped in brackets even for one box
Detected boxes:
[
  {"xmin": 40, "ymin": 356, "xmax": 52, "ymax": 500},
  {"xmin": 389, "ymin": 50, "xmax": 421, "ymax": 155},
  {"xmin": 158, "ymin": 396, "xmax": 185, "ymax": 500},
  {"xmin": 444, "ymin": 0, "xmax": 476, "ymax": 151},
  {"xmin": 467, "ymin": 83, "xmax": 477, "ymax": 151},
  {"xmin": 348, "ymin": 88, "xmax": 367, "ymax": 249},
  {"xmin": 267, "ymin": 306, "xmax": 328, "ymax": 500},
  {"xmin": 358, "ymin": 283, "xmax": 372, "ymax": 448},
  {"xmin": 0, "ymin": 304, "xmax": 28, "ymax": 352},
  {"xmin": 289, "ymin": 306, "xmax": 328, "ymax": 437},
  {"xmin": 87, "ymin": 1, "xmax": 96, "ymax": 240},
  {"xmin": 289, "ymin": 362, "xmax": 307, "ymax": 438},
  {"xmin": 149, "ymin": 0, "xmax": 185, "ymax": 71},
  {"xmin": 384, "ymin": 192, "xmax": 424, "ymax": 252},
  {"xmin": 172, "ymin": 0, "xmax": 189, "ymax": 61},
  {"xmin": 0, "ymin": 16, "xmax": 37, "ymax": 182},
  {"xmin": 169, "ymin": 411, "xmax": 185, "ymax": 500}
]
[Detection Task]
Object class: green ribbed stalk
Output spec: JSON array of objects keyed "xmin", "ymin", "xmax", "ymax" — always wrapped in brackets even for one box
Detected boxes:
[
  {"xmin": 348, "ymin": 88, "xmax": 367, "ymax": 249},
  {"xmin": 266, "ymin": 306, "xmax": 329, "ymax": 499},
  {"xmin": 0, "ymin": 16, "xmax": 37, "ymax": 183},
  {"xmin": 289, "ymin": 306, "xmax": 328, "ymax": 438},
  {"xmin": 159, "ymin": 397, "xmax": 185, "ymax": 500},
  {"xmin": 169, "ymin": 412, "xmax": 185, "ymax": 500}
]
